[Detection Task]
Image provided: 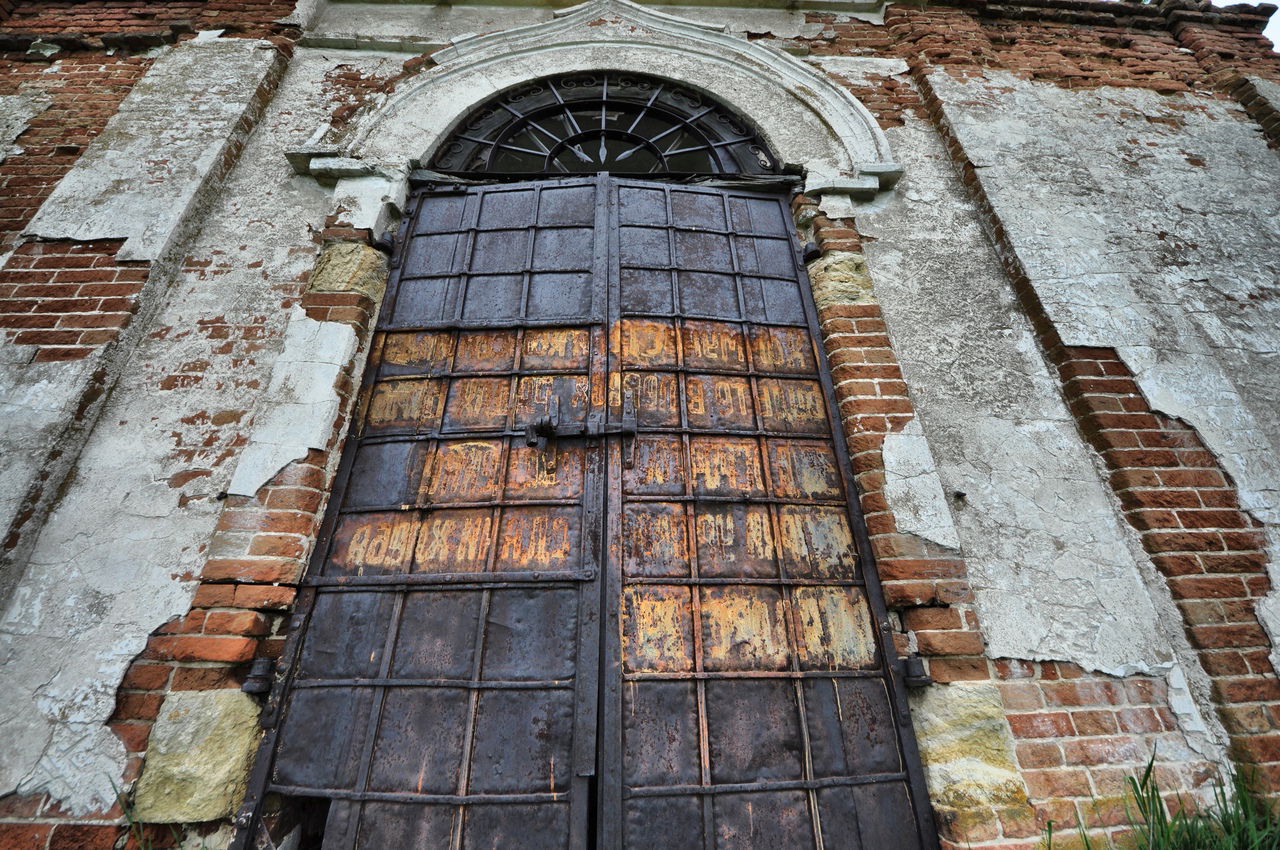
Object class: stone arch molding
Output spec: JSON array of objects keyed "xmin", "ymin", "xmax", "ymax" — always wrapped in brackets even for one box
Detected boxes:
[{"xmin": 294, "ymin": 0, "xmax": 902, "ymax": 227}]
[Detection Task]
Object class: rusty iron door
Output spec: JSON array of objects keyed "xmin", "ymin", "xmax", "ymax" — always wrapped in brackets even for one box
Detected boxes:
[
  {"xmin": 249, "ymin": 175, "xmax": 936, "ymax": 850},
  {"xmin": 599, "ymin": 181, "xmax": 935, "ymax": 849},
  {"xmin": 261, "ymin": 177, "xmax": 610, "ymax": 850}
]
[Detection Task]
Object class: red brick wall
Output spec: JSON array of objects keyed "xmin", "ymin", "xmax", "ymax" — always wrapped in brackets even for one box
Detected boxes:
[
  {"xmin": 0, "ymin": 239, "xmax": 148, "ymax": 361},
  {"xmin": 0, "ymin": 54, "xmax": 151, "ymax": 257},
  {"xmin": 1167, "ymin": 6, "xmax": 1280, "ymax": 145},
  {"xmin": 0, "ymin": 0, "xmax": 299, "ymax": 50}
]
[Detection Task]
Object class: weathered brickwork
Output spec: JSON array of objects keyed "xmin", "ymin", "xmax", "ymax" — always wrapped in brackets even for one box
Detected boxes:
[
  {"xmin": 0, "ymin": 55, "xmax": 151, "ymax": 255},
  {"xmin": 0, "ymin": 0, "xmax": 298, "ymax": 52},
  {"xmin": 993, "ymin": 660, "xmax": 1217, "ymax": 847},
  {"xmin": 95, "ymin": 238, "xmax": 379, "ymax": 839},
  {"xmin": 0, "ymin": 239, "xmax": 148, "ymax": 360},
  {"xmin": 798, "ymin": 198, "xmax": 1220, "ymax": 848},
  {"xmin": 1057, "ymin": 347, "xmax": 1280, "ymax": 784},
  {"xmin": 1167, "ymin": 4, "xmax": 1280, "ymax": 144}
]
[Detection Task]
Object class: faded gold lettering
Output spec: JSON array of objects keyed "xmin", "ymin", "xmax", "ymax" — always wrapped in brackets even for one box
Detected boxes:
[
  {"xmin": 424, "ymin": 441, "xmax": 502, "ymax": 502},
  {"xmin": 415, "ymin": 510, "xmax": 493, "ymax": 572}
]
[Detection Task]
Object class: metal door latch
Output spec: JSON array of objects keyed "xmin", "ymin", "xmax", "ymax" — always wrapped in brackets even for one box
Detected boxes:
[{"xmin": 525, "ymin": 391, "xmax": 638, "ymax": 470}]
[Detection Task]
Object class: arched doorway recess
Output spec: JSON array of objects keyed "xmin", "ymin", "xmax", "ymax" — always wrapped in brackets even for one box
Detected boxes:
[{"xmin": 242, "ymin": 8, "xmax": 931, "ymax": 848}]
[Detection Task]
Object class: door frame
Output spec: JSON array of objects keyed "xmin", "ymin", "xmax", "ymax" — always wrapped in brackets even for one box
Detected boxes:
[{"xmin": 231, "ymin": 174, "xmax": 939, "ymax": 850}]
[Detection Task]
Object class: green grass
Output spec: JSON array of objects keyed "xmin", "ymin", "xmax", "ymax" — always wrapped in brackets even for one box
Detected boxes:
[{"xmin": 1046, "ymin": 757, "xmax": 1280, "ymax": 850}]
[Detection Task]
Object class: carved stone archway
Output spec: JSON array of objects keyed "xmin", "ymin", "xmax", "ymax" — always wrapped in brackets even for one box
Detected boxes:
[{"xmin": 293, "ymin": 0, "xmax": 901, "ymax": 227}]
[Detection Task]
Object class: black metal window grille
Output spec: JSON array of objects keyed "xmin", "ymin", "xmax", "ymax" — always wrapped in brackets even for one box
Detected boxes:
[{"xmin": 430, "ymin": 73, "xmax": 779, "ymax": 176}]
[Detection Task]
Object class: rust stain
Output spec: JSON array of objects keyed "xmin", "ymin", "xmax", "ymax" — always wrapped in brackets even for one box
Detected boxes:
[
  {"xmin": 624, "ymin": 437, "xmax": 686, "ymax": 496},
  {"xmin": 757, "ymin": 379, "xmax": 828, "ymax": 434},
  {"xmin": 455, "ymin": 329, "xmax": 517, "ymax": 371},
  {"xmin": 623, "ymin": 586, "xmax": 694, "ymax": 673},
  {"xmin": 695, "ymin": 504, "xmax": 776, "ymax": 578},
  {"xmin": 768, "ymin": 441, "xmax": 842, "ymax": 501},
  {"xmin": 620, "ymin": 318, "xmax": 678, "ymax": 368},
  {"xmin": 749, "ymin": 325, "xmax": 816, "ymax": 375},
  {"xmin": 622, "ymin": 503, "xmax": 690, "ymax": 578},
  {"xmin": 778, "ymin": 506, "xmax": 857, "ymax": 579},
  {"xmin": 523, "ymin": 327, "xmax": 591, "ymax": 371},
  {"xmin": 685, "ymin": 375, "xmax": 754, "ymax": 430},
  {"xmin": 794, "ymin": 587, "xmax": 877, "ymax": 670},
  {"xmin": 681, "ymin": 320, "xmax": 747, "ymax": 371},
  {"xmin": 329, "ymin": 512, "xmax": 418, "ymax": 574},
  {"xmin": 494, "ymin": 507, "xmax": 579, "ymax": 571},
  {"xmin": 700, "ymin": 586, "xmax": 789, "ymax": 671},
  {"xmin": 516, "ymin": 375, "xmax": 589, "ymax": 425},
  {"xmin": 414, "ymin": 508, "xmax": 493, "ymax": 572},
  {"xmin": 506, "ymin": 444, "xmax": 584, "ymax": 500},
  {"xmin": 366, "ymin": 379, "xmax": 445, "ymax": 432},
  {"xmin": 621, "ymin": 371, "xmax": 679, "ymax": 427},
  {"xmin": 444, "ymin": 377, "xmax": 511, "ymax": 431},
  {"xmin": 688, "ymin": 437, "xmax": 765, "ymax": 497},
  {"xmin": 381, "ymin": 330, "xmax": 454, "ymax": 373},
  {"xmin": 422, "ymin": 440, "xmax": 502, "ymax": 503}
]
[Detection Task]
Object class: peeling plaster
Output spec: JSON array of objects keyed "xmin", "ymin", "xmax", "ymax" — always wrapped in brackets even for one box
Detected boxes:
[
  {"xmin": 0, "ymin": 348, "xmax": 94, "ymax": 596},
  {"xmin": 926, "ymin": 71, "xmax": 1280, "ymax": 543},
  {"xmin": 0, "ymin": 91, "xmax": 49, "ymax": 165},
  {"xmin": 0, "ymin": 48, "xmax": 375, "ymax": 814},
  {"xmin": 806, "ymin": 55, "xmax": 909, "ymax": 85},
  {"xmin": 925, "ymin": 71, "xmax": 1280, "ymax": 655},
  {"xmin": 332, "ymin": 172, "xmax": 408, "ymax": 236},
  {"xmin": 228, "ymin": 308, "xmax": 357, "ymax": 497},
  {"xmin": 859, "ymin": 119, "xmax": 1174, "ymax": 676},
  {"xmin": 24, "ymin": 38, "xmax": 281, "ymax": 261},
  {"xmin": 1249, "ymin": 76, "xmax": 1280, "ymax": 117},
  {"xmin": 882, "ymin": 419, "xmax": 961, "ymax": 550}
]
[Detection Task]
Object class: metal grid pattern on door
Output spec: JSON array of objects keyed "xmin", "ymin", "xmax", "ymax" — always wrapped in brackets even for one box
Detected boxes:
[
  {"xmin": 600, "ymin": 182, "xmax": 926, "ymax": 849},
  {"xmin": 240, "ymin": 175, "xmax": 937, "ymax": 850}
]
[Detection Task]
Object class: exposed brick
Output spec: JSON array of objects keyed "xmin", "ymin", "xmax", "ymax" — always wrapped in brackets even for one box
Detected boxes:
[
  {"xmin": 49, "ymin": 825, "xmax": 123, "ymax": 850},
  {"xmin": 1016, "ymin": 740, "xmax": 1064, "ymax": 769},
  {"xmin": 0, "ymin": 823, "xmax": 52, "ymax": 850},
  {"xmin": 1023, "ymin": 768, "xmax": 1092, "ymax": 798},
  {"xmin": 147, "ymin": 635, "xmax": 258, "ymax": 663},
  {"xmin": 927, "ymin": 656, "xmax": 990, "ymax": 682},
  {"xmin": 915, "ymin": 629, "xmax": 985, "ymax": 656},
  {"xmin": 1008, "ymin": 711, "xmax": 1075, "ymax": 738},
  {"xmin": 1041, "ymin": 680, "xmax": 1124, "ymax": 707},
  {"xmin": 118, "ymin": 662, "xmax": 171, "ymax": 691}
]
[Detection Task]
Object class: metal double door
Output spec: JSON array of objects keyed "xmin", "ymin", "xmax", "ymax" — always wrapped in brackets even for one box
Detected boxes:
[{"xmin": 262, "ymin": 175, "xmax": 936, "ymax": 850}]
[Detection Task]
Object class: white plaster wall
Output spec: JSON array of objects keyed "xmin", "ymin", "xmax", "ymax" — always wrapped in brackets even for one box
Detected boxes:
[
  {"xmin": 859, "ymin": 119, "xmax": 1182, "ymax": 677},
  {"xmin": 0, "ymin": 91, "xmax": 48, "ymax": 167},
  {"xmin": 0, "ymin": 351, "xmax": 93, "ymax": 584},
  {"xmin": 926, "ymin": 72, "xmax": 1280, "ymax": 549},
  {"xmin": 0, "ymin": 47, "xmax": 400, "ymax": 815},
  {"xmin": 309, "ymin": 2, "xmax": 862, "ymax": 49}
]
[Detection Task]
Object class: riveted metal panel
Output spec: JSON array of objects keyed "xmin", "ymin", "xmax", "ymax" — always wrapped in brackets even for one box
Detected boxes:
[
  {"xmin": 239, "ymin": 176, "xmax": 937, "ymax": 850},
  {"xmin": 602, "ymin": 179, "xmax": 937, "ymax": 850}
]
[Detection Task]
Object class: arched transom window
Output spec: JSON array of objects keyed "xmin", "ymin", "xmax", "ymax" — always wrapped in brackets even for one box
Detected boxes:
[{"xmin": 430, "ymin": 72, "xmax": 779, "ymax": 176}]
